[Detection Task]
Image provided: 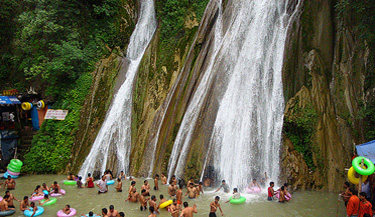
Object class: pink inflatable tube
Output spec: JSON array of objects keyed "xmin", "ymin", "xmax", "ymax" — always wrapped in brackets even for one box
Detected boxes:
[
  {"xmin": 275, "ymin": 190, "xmax": 292, "ymax": 200},
  {"xmin": 30, "ymin": 195, "xmax": 44, "ymax": 201},
  {"xmin": 7, "ymin": 170, "xmax": 20, "ymax": 176},
  {"xmin": 51, "ymin": 189, "xmax": 66, "ymax": 197},
  {"xmin": 246, "ymin": 187, "xmax": 261, "ymax": 193},
  {"xmin": 57, "ymin": 208, "xmax": 77, "ymax": 217}
]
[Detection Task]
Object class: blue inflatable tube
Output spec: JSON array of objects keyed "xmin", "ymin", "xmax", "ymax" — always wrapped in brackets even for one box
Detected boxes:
[
  {"xmin": 43, "ymin": 190, "xmax": 49, "ymax": 195},
  {"xmin": 107, "ymin": 180, "xmax": 115, "ymax": 185},
  {"xmin": 3, "ymin": 171, "xmax": 18, "ymax": 179},
  {"xmin": 24, "ymin": 206, "xmax": 44, "ymax": 216},
  {"xmin": 30, "ymin": 106, "xmax": 39, "ymax": 130}
]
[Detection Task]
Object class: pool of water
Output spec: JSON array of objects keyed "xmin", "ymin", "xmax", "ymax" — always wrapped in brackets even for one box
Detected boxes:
[{"xmin": 4, "ymin": 175, "xmax": 345, "ymax": 216}]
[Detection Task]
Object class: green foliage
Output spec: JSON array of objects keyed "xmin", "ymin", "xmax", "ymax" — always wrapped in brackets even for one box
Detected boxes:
[
  {"xmin": 155, "ymin": 0, "xmax": 209, "ymax": 84},
  {"xmin": 23, "ymin": 73, "xmax": 92, "ymax": 173},
  {"xmin": 284, "ymin": 100, "xmax": 318, "ymax": 169},
  {"xmin": 335, "ymin": 0, "xmax": 375, "ymax": 141}
]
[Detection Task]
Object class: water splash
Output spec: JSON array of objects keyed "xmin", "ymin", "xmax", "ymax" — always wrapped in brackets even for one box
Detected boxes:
[{"xmin": 79, "ymin": 0, "xmax": 156, "ymax": 179}]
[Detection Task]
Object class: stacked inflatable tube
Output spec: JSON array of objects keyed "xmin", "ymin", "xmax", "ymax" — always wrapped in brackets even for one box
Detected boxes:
[{"xmin": 4, "ymin": 159, "xmax": 23, "ymax": 179}]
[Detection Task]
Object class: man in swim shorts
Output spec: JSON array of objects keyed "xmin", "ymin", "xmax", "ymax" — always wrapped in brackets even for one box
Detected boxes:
[
  {"xmin": 180, "ymin": 202, "xmax": 197, "ymax": 217},
  {"xmin": 154, "ymin": 174, "xmax": 159, "ymax": 191},
  {"xmin": 215, "ymin": 180, "xmax": 229, "ymax": 193},
  {"xmin": 5, "ymin": 190, "xmax": 20, "ymax": 208},
  {"xmin": 210, "ymin": 196, "xmax": 223, "ymax": 217},
  {"xmin": 170, "ymin": 199, "xmax": 180, "ymax": 217},
  {"xmin": 183, "ymin": 183, "xmax": 197, "ymax": 199},
  {"xmin": 139, "ymin": 189, "xmax": 149, "ymax": 211},
  {"xmin": 148, "ymin": 206, "xmax": 156, "ymax": 217},
  {"xmin": 149, "ymin": 195, "xmax": 159, "ymax": 214},
  {"xmin": 0, "ymin": 195, "xmax": 15, "ymax": 211},
  {"xmin": 142, "ymin": 180, "xmax": 151, "ymax": 196},
  {"xmin": 4, "ymin": 176, "xmax": 16, "ymax": 190},
  {"xmin": 115, "ymin": 178, "xmax": 122, "ymax": 192},
  {"xmin": 108, "ymin": 205, "xmax": 119, "ymax": 217},
  {"xmin": 157, "ymin": 194, "xmax": 167, "ymax": 209},
  {"xmin": 161, "ymin": 173, "xmax": 167, "ymax": 185},
  {"xmin": 168, "ymin": 181, "xmax": 177, "ymax": 197},
  {"xmin": 176, "ymin": 185, "xmax": 183, "ymax": 204},
  {"xmin": 97, "ymin": 175, "xmax": 108, "ymax": 194},
  {"xmin": 20, "ymin": 196, "xmax": 29, "ymax": 211}
]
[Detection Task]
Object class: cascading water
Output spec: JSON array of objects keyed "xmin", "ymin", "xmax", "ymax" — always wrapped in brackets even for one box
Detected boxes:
[
  {"xmin": 168, "ymin": 0, "xmax": 298, "ymax": 189},
  {"xmin": 79, "ymin": 0, "xmax": 156, "ymax": 179}
]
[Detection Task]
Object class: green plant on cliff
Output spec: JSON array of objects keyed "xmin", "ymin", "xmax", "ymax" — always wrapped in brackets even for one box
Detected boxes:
[
  {"xmin": 23, "ymin": 73, "xmax": 92, "ymax": 173},
  {"xmin": 284, "ymin": 100, "xmax": 318, "ymax": 169}
]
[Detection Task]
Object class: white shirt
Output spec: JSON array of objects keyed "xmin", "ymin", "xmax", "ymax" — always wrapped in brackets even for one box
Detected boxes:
[{"xmin": 98, "ymin": 180, "xmax": 107, "ymax": 192}]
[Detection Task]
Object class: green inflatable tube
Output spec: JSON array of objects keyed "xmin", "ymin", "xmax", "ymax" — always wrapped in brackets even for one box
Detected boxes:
[
  {"xmin": 63, "ymin": 180, "xmax": 76, "ymax": 185},
  {"xmin": 40, "ymin": 197, "xmax": 57, "ymax": 206},
  {"xmin": 7, "ymin": 166, "xmax": 21, "ymax": 173},
  {"xmin": 10, "ymin": 159, "xmax": 23, "ymax": 167},
  {"xmin": 229, "ymin": 196, "xmax": 246, "ymax": 204},
  {"xmin": 8, "ymin": 163, "xmax": 21, "ymax": 169},
  {"xmin": 0, "ymin": 209, "xmax": 15, "ymax": 216},
  {"xmin": 353, "ymin": 157, "xmax": 375, "ymax": 176}
]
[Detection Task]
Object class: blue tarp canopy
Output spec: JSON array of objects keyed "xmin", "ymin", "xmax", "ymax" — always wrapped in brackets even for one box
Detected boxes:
[
  {"xmin": 356, "ymin": 140, "xmax": 375, "ymax": 164},
  {"xmin": 0, "ymin": 96, "xmax": 21, "ymax": 104}
]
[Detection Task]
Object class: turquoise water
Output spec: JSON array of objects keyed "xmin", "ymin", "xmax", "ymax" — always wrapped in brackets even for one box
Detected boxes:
[{"xmin": 3, "ymin": 175, "xmax": 345, "ymax": 216}]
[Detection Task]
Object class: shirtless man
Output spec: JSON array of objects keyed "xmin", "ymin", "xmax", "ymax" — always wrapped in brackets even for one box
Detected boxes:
[
  {"xmin": 128, "ymin": 181, "xmax": 136, "ymax": 194},
  {"xmin": 50, "ymin": 181, "xmax": 61, "ymax": 192},
  {"xmin": 41, "ymin": 183, "xmax": 50, "ymax": 192},
  {"xmin": 5, "ymin": 190, "xmax": 20, "ymax": 208},
  {"xmin": 102, "ymin": 208, "xmax": 109, "ymax": 217},
  {"xmin": 4, "ymin": 176, "xmax": 15, "ymax": 190},
  {"xmin": 168, "ymin": 181, "xmax": 178, "ymax": 197},
  {"xmin": 278, "ymin": 186, "xmax": 287, "ymax": 203},
  {"xmin": 248, "ymin": 179, "xmax": 261, "ymax": 190},
  {"xmin": 157, "ymin": 195, "xmax": 167, "ymax": 209},
  {"xmin": 63, "ymin": 204, "xmax": 71, "ymax": 215},
  {"xmin": 67, "ymin": 173, "xmax": 75, "ymax": 180},
  {"xmin": 176, "ymin": 185, "xmax": 183, "ymax": 204},
  {"xmin": 29, "ymin": 202, "xmax": 38, "ymax": 217},
  {"xmin": 97, "ymin": 175, "xmax": 108, "ymax": 194},
  {"xmin": 139, "ymin": 189, "xmax": 150, "ymax": 211},
  {"xmin": 197, "ymin": 182, "xmax": 204, "ymax": 196},
  {"xmin": 170, "ymin": 199, "xmax": 181, "ymax": 217},
  {"xmin": 0, "ymin": 195, "xmax": 15, "ymax": 211},
  {"xmin": 171, "ymin": 175, "xmax": 177, "ymax": 185},
  {"xmin": 148, "ymin": 207, "xmax": 157, "ymax": 217},
  {"xmin": 154, "ymin": 174, "xmax": 159, "ymax": 191},
  {"xmin": 210, "ymin": 196, "xmax": 224, "ymax": 217},
  {"xmin": 148, "ymin": 195, "xmax": 159, "ymax": 214},
  {"xmin": 115, "ymin": 178, "xmax": 122, "ymax": 192},
  {"xmin": 183, "ymin": 183, "xmax": 197, "ymax": 199},
  {"xmin": 20, "ymin": 196, "xmax": 29, "ymax": 211},
  {"xmin": 161, "ymin": 174, "xmax": 167, "ymax": 185},
  {"xmin": 108, "ymin": 205, "xmax": 120, "ymax": 217},
  {"xmin": 126, "ymin": 187, "xmax": 139, "ymax": 203},
  {"xmin": 142, "ymin": 180, "xmax": 151, "ymax": 196},
  {"xmin": 118, "ymin": 171, "xmax": 126, "ymax": 180},
  {"xmin": 180, "ymin": 202, "xmax": 197, "ymax": 217},
  {"xmin": 39, "ymin": 194, "xmax": 50, "ymax": 206},
  {"xmin": 215, "ymin": 180, "xmax": 229, "ymax": 193}
]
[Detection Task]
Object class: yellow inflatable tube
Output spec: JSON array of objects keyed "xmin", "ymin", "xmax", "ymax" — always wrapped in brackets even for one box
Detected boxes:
[{"xmin": 348, "ymin": 166, "xmax": 368, "ymax": 185}]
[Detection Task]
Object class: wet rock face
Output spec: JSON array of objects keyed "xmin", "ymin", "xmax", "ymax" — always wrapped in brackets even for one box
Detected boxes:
[{"xmin": 281, "ymin": 0, "xmax": 367, "ymax": 191}]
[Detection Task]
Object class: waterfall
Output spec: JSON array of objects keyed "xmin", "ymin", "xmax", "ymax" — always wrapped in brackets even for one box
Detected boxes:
[
  {"xmin": 79, "ymin": 0, "xmax": 156, "ymax": 179},
  {"xmin": 168, "ymin": 0, "xmax": 298, "ymax": 189}
]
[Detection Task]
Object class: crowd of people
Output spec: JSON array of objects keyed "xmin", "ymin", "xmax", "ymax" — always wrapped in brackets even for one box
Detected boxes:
[
  {"xmin": 340, "ymin": 179, "xmax": 375, "ymax": 217},
  {"xmin": 0, "ymin": 170, "xmax": 291, "ymax": 217}
]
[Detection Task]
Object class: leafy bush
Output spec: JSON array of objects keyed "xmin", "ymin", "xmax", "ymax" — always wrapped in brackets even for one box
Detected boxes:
[{"xmin": 23, "ymin": 73, "xmax": 92, "ymax": 173}]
